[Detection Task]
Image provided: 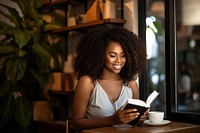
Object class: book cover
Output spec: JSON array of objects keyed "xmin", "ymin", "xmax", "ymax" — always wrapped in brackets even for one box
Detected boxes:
[{"xmin": 122, "ymin": 90, "xmax": 159, "ymax": 126}]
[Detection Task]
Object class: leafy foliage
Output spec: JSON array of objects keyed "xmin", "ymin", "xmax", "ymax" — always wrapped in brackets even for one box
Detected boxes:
[{"xmin": 0, "ymin": 0, "xmax": 59, "ymax": 127}]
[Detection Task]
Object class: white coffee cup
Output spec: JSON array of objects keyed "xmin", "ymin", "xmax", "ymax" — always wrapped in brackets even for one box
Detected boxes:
[{"xmin": 148, "ymin": 111, "xmax": 164, "ymax": 123}]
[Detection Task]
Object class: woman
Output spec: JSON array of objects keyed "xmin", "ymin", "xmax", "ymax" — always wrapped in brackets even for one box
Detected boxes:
[{"xmin": 72, "ymin": 27, "xmax": 147, "ymax": 130}]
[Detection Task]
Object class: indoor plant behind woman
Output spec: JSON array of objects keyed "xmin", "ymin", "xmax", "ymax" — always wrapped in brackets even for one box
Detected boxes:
[{"xmin": 0, "ymin": 0, "xmax": 59, "ymax": 132}]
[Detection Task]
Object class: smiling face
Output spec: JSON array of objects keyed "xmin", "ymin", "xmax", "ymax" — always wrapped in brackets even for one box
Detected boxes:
[{"xmin": 104, "ymin": 41, "xmax": 126, "ymax": 75}]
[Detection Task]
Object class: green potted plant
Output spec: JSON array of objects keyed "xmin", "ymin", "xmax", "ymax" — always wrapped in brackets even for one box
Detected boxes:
[{"xmin": 0, "ymin": 0, "xmax": 59, "ymax": 129}]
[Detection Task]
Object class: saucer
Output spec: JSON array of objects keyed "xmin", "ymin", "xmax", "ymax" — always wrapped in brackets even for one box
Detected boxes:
[{"xmin": 144, "ymin": 120, "xmax": 171, "ymax": 126}]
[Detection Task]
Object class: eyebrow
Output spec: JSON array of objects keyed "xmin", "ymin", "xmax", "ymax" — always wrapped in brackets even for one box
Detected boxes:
[{"xmin": 108, "ymin": 52, "xmax": 125, "ymax": 54}]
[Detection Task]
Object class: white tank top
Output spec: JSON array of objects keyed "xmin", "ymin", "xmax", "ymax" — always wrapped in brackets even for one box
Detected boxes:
[{"xmin": 86, "ymin": 81, "xmax": 133, "ymax": 118}]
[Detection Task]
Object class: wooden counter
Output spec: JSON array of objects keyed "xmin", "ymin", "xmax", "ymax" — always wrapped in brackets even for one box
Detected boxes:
[{"xmin": 82, "ymin": 121, "xmax": 200, "ymax": 133}]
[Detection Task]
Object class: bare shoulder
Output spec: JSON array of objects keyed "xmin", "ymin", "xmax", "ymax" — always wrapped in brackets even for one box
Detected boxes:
[
  {"xmin": 128, "ymin": 80, "xmax": 139, "ymax": 99},
  {"xmin": 78, "ymin": 75, "xmax": 94, "ymax": 86},
  {"xmin": 75, "ymin": 75, "xmax": 94, "ymax": 92},
  {"xmin": 128, "ymin": 80, "xmax": 138, "ymax": 88},
  {"xmin": 73, "ymin": 75, "xmax": 95, "ymax": 121}
]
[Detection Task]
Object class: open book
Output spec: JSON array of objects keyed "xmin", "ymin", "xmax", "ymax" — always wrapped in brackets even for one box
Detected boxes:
[{"xmin": 122, "ymin": 90, "xmax": 159, "ymax": 126}]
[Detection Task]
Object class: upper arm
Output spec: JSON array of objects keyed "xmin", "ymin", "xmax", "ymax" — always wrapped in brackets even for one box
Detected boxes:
[
  {"xmin": 73, "ymin": 75, "xmax": 94, "ymax": 121},
  {"xmin": 129, "ymin": 80, "xmax": 140, "ymax": 99}
]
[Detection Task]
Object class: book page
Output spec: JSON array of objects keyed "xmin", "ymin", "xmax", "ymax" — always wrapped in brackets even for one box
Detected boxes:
[
  {"xmin": 146, "ymin": 90, "xmax": 159, "ymax": 106},
  {"xmin": 127, "ymin": 99, "xmax": 147, "ymax": 107}
]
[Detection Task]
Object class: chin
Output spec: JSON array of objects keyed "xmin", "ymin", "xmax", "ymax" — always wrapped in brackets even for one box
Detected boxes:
[{"xmin": 113, "ymin": 69, "xmax": 121, "ymax": 74}]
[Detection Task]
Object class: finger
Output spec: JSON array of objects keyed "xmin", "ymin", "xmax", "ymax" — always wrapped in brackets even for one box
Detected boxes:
[
  {"xmin": 123, "ymin": 113, "xmax": 140, "ymax": 121},
  {"xmin": 141, "ymin": 115, "xmax": 147, "ymax": 119},
  {"xmin": 144, "ymin": 109, "xmax": 150, "ymax": 114},
  {"xmin": 124, "ymin": 108, "xmax": 138, "ymax": 113}
]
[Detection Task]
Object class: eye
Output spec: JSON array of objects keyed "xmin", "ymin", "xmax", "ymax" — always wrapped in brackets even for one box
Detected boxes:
[
  {"xmin": 109, "ymin": 54, "xmax": 116, "ymax": 58},
  {"xmin": 121, "ymin": 53, "xmax": 126, "ymax": 58}
]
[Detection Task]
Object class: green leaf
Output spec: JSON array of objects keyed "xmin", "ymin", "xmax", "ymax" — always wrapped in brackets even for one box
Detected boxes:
[
  {"xmin": 33, "ymin": 0, "xmax": 43, "ymax": 9},
  {"xmin": 153, "ymin": 20, "xmax": 165, "ymax": 36},
  {"xmin": 14, "ymin": 29, "xmax": 31, "ymax": 48},
  {"xmin": 29, "ymin": 67, "xmax": 48, "ymax": 88},
  {"xmin": 0, "ymin": 56, "xmax": 7, "ymax": 71},
  {"xmin": 0, "ymin": 4, "xmax": 23, "ymax": 28},
  {"xmin": 0, "ymin": 94, "xmax": 14, "ymax": 127},
  {"xmin": 0, "ymin": 17, "xmax": 13, "ymax": 29},
  {"xmin": 14, "ymin": 95, "xmax": 32, "ymax": 127},
  {"xmin": 6, "ymin": 57, "xmax": 27, "ymax": 81},
  {"xmin": 12, "ymin": 0, "xmax": 30, "ymax": 16},
  {"xmin": 0, "ymin": 45, "xmax": 16, "ymax": 54},
  {"xmin": 12, "ymin": 0, "xmax": 42, "ymax": 23},
  {"xmin": 42, "ymin": 43, "xmax": 61, "ymax": 70},
  {"xmin": 0, "ymin": 0, "xmax": 55, "ymax": 128},
  {"xmin": 32, "ymin": 43, "xmax": 51, "ymax": 72},
  {"xmin": 0, "ymin": 80, "xmax": 13, "ymax": 98}
]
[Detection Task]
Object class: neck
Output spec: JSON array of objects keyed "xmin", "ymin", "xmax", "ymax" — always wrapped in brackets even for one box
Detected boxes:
[
  {"xmin": 100, "ymin": 75, "xmax": 121, "ymax": 80},
  {"xmin": 101, "ymin": 68, "xmax": 121, "ymax": 80}
]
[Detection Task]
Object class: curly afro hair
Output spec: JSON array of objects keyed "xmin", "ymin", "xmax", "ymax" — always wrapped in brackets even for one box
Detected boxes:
[{"xmin": 73, "ymin": 27, "xmax": 146, "ymax": 84}]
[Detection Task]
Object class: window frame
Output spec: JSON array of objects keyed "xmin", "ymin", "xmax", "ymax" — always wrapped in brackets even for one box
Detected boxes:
[
  {"xmin": 165, "ymin": 0, "xmax": 200, "ymax": 124},
  {"xmin": 138, "ymin": 0, "xmax": 148, "ymax": 101},
  {"xmin": 138, "ymin": 0, "xmax": 200, "ymax": 124}
]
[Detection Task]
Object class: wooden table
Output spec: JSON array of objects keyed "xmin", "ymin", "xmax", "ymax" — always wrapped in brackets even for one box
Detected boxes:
[{"xmin": 82, "ymin": 121, "xmax": 200, "ymax": 133}]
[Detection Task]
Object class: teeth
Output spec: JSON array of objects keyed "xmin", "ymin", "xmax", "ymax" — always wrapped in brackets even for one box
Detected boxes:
[{"xmin": 113, "ymin": 65, "xmax": 121, "ymax": 69}]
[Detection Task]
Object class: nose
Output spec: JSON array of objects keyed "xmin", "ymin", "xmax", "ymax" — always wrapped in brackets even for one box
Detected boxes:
[{"xmin": 116, "ymin": 55, "xmax": 122, "ymax": 63}]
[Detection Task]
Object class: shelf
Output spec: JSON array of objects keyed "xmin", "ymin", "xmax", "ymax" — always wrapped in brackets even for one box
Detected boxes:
[
  {"xmin": 50, "ymin": 18, "xmax": 126, "ymax": 33},
  {"xmin": 39, "ymin": 0, "xmax": 82, "ymax": 13}
]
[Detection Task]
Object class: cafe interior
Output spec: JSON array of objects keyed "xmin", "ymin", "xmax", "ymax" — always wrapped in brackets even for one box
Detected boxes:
[{"xmin": 0, "ymin": 0, "xmax": 200, "ymax": 133}]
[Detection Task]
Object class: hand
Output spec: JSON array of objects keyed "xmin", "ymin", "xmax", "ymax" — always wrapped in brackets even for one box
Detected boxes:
[
  {"xmin": 112, "ymin": 108, "xmax": 140, "ymax": 125},
  {"xmin": 137, "ymin": 109, "xmax": 149, "ymax": 125}
]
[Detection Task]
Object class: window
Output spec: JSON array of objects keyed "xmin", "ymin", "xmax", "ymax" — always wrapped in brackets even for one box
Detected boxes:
[
  {"xmin": 139, "ymin": 0, "xmax": 200, "ymax": 124},
  {"xmin": 165, "ymin": 0, "xmax": 200, "ymax": 123},
  {"xmin": 138, "ymin": 0, "xmax": 166, "ymax": 113}
]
